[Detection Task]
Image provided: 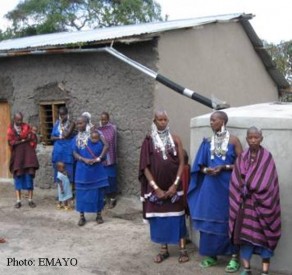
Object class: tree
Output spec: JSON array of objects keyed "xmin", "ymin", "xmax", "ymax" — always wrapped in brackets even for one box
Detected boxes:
[
  {"xmin": 2, "ymin": 0, "xmax": 162, "ymax": 39},
  {"xmin": 265, "ymin": 40, "xmax": 292, "ymax": 101},
  {"xmin": 265, "ymin": 40, "xmax": 292, "ymax": 85}
]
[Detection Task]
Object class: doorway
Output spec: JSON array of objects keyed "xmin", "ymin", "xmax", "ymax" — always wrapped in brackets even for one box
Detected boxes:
[{"xmin": 0, "ymin": 101, "xmax": 11, "ymax": 180}]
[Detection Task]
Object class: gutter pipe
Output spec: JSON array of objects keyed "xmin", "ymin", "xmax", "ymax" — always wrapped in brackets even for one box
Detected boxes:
[{"xmin": 0, "ymin": 46, "xmax": 229, "ymax": 109}]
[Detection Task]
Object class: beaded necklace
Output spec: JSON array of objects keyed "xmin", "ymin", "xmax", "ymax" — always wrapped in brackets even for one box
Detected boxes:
[
  {"xmin": 58, "ymin": 116, "xmax": 70, "ymax": 138},
  {"xmin": 210, "ymin": 128, "xmax": 230, "ymax": 160},
  {"xmin": 76, "ymin": 131, "xmax": 90, "ymax": 149},
  {"xmin": 151, "ymin": 123, "xmax": 176, "ymax": 160}
]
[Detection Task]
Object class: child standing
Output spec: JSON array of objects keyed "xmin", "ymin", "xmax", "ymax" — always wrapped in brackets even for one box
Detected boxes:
[
  {"xmin": 56, "ymin": 161, "xmax": 73, "ymax": 210},
  {"xmin": 29, "ymin": 125, "xmax": 38, "ymax": 149}
]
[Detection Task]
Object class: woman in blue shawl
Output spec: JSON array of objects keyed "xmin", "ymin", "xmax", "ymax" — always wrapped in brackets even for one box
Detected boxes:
[
  {"xmin": 73, "ymin": 115, "xmax": 108, "ymax": 226},
  {"xmin": 51, "ymin": 106, "xmax": 75, "ymax": 185},
  {"xmin": 187, "ymin": 111, "xmax": 242, "ymax": 272}
]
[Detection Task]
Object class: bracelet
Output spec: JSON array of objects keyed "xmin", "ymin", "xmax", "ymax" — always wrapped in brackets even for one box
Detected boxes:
[
  {"xmin": 96, "ymin": 157, "xmax": 101, "ymax": 162},
  {"xmin": 174, "ymin": 176, "xmax": 180, "ymax": 186},
  {"xmin": 225, "ymin": 165, "xmax": 231, "ymax": 170},
  {"xmin": 203, "ymin": 167, "xmax": 208, "ymax": 174},
  {"xmin": 150, "ymin": 180, "xmax": 159, "ymax": 190}
]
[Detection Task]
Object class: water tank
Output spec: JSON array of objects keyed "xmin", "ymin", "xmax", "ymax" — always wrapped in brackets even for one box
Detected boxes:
[{"xmin": 190, "ymin": 102, "xmax": 292, "ymax": 274}]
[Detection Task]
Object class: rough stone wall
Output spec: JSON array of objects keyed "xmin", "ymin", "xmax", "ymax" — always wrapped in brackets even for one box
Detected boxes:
[
  {"xmin": 34, "ymin": 145, "xmax": 54, "ymax": 189},
  {"xmin": 0, "ymin": 41, "xmax": 158, "ymax": 195}
]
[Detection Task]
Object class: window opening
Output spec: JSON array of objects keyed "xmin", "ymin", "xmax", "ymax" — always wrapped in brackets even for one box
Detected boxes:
[{"xmin": 39, "ymin": 102, "xmax": 65, "ymax": 145}]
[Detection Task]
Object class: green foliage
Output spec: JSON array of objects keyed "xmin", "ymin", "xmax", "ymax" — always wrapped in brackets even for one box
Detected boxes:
[
  {"xmin": 265, "ymin": 40, "xmax": 292, "ymax": 86},
  {"xmin": 265, "ymin": 40, "xmax": 292, "ymax": 102},
  {"xmin": 1, "ymin": 0, "xmax": 162, "ymax": 39}
]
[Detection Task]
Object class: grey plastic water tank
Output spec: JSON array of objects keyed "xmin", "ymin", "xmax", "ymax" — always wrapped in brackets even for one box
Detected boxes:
[{"xmin": 190, "ymin": 102, "xmax": 292, "ymax": 274}]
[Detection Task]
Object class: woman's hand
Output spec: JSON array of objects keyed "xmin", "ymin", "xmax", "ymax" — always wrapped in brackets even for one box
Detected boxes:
[
  {"xmin": 83, "ymin": 158, "xmax": 94, "ymax": 165},
  {"xmin": 206, "ymin": 165, "xmax": 224, "ymax": 176},
  {"xmin": 94, "ymin": 157, "xmax": 101, "ymax": 163},
  {"xmin": 16, "ymin": 138, "xmax": 27, "ymax": 144},
  {"xmin": 165, "ymin": 184, "xmax": 177, "ymax": 198},
  {"xmin": 154, "ymin": 188, "xmax": 166, "ymax": 199}
]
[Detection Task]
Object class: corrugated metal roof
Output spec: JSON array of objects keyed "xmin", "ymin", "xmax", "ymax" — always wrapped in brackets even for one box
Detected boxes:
[
  {"xmin": 240, "ymin": 20, "xmax": 290, "ymax": 89},
  {"xmin": 0, "ymin": 12, "xmax": 289, "ymax": 90},
  {"xmin": 0, "ymin": 13, "xmax": 252, "ymax": 51}
]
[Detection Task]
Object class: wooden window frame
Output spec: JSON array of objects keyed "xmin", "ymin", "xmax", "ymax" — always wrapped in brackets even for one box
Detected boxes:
[{"xmin": 39, "ymin": 101, "xmax": 66, "ymax": 145}]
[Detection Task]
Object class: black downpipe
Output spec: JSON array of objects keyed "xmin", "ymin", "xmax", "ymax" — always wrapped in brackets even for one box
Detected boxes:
[{"xmin": 156, "ymin": 74, "xmax": 213, "ymax": 109}]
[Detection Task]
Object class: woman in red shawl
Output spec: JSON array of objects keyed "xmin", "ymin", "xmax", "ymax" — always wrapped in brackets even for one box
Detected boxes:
[
  {"xmin": 7, "ymin": 112, "xmax": 39, "ymax": 208},
  {"xmin": 229, "ymin": 127, "xmax": 281, "ymax": 275}
]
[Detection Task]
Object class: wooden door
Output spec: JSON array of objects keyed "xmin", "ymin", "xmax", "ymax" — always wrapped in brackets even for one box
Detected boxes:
[{"xmin": 0, "ymin": 102, "xmax": 11, "ymax": 179}]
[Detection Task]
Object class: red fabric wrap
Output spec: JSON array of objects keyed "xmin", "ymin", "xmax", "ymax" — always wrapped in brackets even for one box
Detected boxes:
[{"xmin": 7, "ymin": 123, "xmax": 39, "ymax": 177}]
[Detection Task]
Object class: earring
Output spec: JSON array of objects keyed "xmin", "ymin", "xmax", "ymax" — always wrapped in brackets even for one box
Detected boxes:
[{"xmin": 221, "ymin": 123, "xmax": 226, "ymax": 133}]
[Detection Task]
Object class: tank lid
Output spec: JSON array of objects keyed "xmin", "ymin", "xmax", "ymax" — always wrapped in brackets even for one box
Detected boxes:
[{"xmin": 191, "ymin": 102, "xmax": 292, "ymax": 130}]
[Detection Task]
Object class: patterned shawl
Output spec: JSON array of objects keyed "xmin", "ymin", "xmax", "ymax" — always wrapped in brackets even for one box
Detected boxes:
[
  {"xmin": 229, "ymin": 146, "xmax": 281, "ymax": 251},
  {"xmin": 98, "ymin": 122, "xmax": 117, "ymax": 165},
  {"xmin": 7, "ymin": 122, "xmax": 31, "ymax": 147},
  {"xmin": 7, "ymin": 123, "xmax": 39, "ymax": 176}
]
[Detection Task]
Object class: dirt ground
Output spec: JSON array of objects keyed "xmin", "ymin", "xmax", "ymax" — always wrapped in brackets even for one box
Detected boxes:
[{"xmin": 0, "ymin": 181, "xmax": 242, "ymax": 275}]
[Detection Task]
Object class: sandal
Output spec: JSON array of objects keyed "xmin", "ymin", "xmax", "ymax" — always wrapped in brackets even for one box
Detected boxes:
[
  {"xmin": 28, "ymin": 201, "xmax": 36, "ymax": 208},
  {"xmin": 56, "ymin": 203, "xmax": 63, "ymax": 210},
  {"xmin": 240, "ymin": 268, "xmax": 252, "ymax": 275},
  {"xmin": 154, "ymin": 246, "xmax": 169, "ymax": 263},
  {"xmin": 178, "ymin": 249, "xmax": 189, "ymax": 263},
  {"xmin": 225, "ymin": 258, "xmax": 240, "ymax": 273},
  {"xmin": 108, "ymin": 198, "xmax": 117, "ymax": 209},
  {"xmin": 78, "ymin": 216, "xmax": 86, "ymax": 226},
  {"xmin": 64, "ymin": 206, "xmax": 72, "ymax": 211},
  {"xmin": 0, "ymin": 238, "xmax": 6, "ymax": 243},
  {"xmin": 154, "ymin": 251, "xmax": 169, "ymax": 263},
  {"xmin": 199, "ymin": 256, "xmax": 218, "ymax": 268},
  {"xmin": 96, "ymin": 213, "xmax": 104, "ymax": 224},
  {"xmin": 14, "ymin": 202, "xmax": 22, "ymax": 209}
]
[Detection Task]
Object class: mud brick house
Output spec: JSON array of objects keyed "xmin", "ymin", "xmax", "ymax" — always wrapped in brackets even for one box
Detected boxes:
[{"xmin": 0, "ymin": 13, "xmax": 289, "ymax": 194}]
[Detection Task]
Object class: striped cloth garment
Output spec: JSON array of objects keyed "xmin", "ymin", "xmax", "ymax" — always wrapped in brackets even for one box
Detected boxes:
[{"xmin": 229, "ymin": 146, "xmax": 281, "ymax": 251}]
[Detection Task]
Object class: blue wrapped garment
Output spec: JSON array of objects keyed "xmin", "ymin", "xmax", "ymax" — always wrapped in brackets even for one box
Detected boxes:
[
  {"xmin": 73, "ymin": 138, "xmax": 108, "ymax": 213},
  {"xmin": 76, "ymin": 189, "xmax": 104, "ymax": 213},
  {"xmin": 51, "ymin": 120, "xmax": 75, "ymax": 182},
  {"xmin": 149, "ymin": 216, "xmax": 187, "ymax": 244},
  {"xmin": 104, "ymin": 164, "xmax": 118, "ymax": 194},
  {"xmin": 14, "ymin": 174, "xmax": 34, "ymax": 191},
  {"xmin": 240, "ymin": 243, "xmax": 273, "ymax": 261},
  {"xmin": 187, "ymin": 138, "xmax": 237, "ymax": 256}
]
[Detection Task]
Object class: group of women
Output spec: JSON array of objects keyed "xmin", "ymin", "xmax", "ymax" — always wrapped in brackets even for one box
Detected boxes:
[
  {"xmin": 5, "ymin": 107, "xmax": 282, "ymax": 275},
  {"xmin": 7, "ymin": 107, "xmax": 117, "ymax": 227},
  {"xmin": 140, "ymin": 110, "xmax": 281, "ymax": 275},
  {"xmin": 50, "ymin": 107, "xmax": 118, "ymax": 225},
  {"xmin": 187, "ymin": 111, "xmax": 281, "ymax": 275}
]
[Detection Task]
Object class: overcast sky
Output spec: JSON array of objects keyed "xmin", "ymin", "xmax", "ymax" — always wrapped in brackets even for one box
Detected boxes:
[
  {"xmin": 157, "ymin": 0, "xmax": 292, "ymax": 44},
  {"xmin": 0, "ymin": 0, "xmax": 291, "ymax": 44}
]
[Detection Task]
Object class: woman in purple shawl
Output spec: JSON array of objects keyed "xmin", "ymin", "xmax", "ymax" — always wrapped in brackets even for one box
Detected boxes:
[
  {"xmin": 98, "ymin": 112, "xmax": 118, "ymax": 208},
  {"xmin": 139, "ymin": 110, "xmax": 189, "ymax": 264},
  {"xmin": 187, "ymin": 111, "xmax": 242, "ymax": 272},
  {"xmin": 229, "ymin": 127, "xmax": 281, "ymax": 275}
]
